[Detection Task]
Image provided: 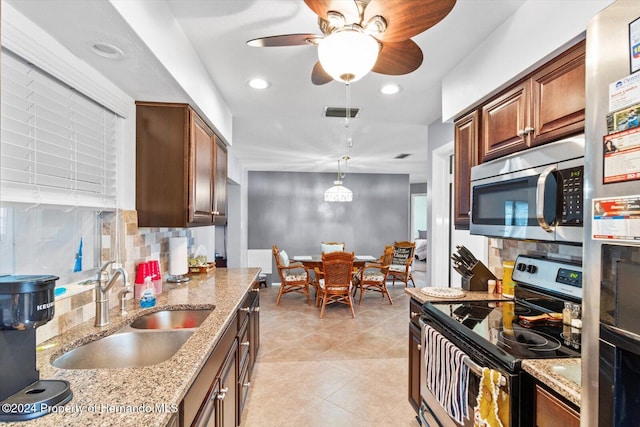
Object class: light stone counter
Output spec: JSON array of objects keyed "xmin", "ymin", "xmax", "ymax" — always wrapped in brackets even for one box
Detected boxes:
[
  {"xmin": 405, "ymin": 287, "xmax": 512, "ymax": 304},
  {"xmin": 522, "ymin": 358, "xmax": 581, "ymax": 407},
  {"xmin": 6, "ymin": 267, "xmax": 260, "ymax": 427}
]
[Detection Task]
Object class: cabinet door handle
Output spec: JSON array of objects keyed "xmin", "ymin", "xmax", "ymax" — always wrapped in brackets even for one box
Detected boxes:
[
  {"xmin": 524, "ymin": 126, "xmax": 534, "ymax": 135},
  {"xmin": 410, "ymin": 311, "xmax": 420, "ymax": 318},
  {"xmin": 241, "ymin": 341, "xmax": 250, "ymax": 347},
  {"xmin": 217, "ymin": 387, "xmax": 228, "ymax": 400},
  {"xmin": 239, "ymin": 307, "xmax": 251, "ymax": 312}
]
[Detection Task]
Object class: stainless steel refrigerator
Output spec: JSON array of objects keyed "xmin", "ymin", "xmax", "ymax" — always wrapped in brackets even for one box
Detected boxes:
[{"xmin": 584, "ymin": 1, "xmax": 640, "ymax": 425}]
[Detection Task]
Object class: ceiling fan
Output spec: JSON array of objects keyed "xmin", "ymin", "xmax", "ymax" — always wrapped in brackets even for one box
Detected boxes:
[{"xmin": 247, "ymin": 0, "xmax": 457, "ymax": 85}]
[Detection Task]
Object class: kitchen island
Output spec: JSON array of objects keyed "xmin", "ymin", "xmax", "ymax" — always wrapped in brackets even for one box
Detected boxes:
[{"xmin": 7, "ymin": 267, "xmax": 260, "ymax": 427}]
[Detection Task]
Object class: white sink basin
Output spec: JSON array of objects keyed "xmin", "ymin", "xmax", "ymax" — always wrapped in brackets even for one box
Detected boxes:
[{"xmin": 552, "ymin": 363, "xmax": 581, "ymax": 386}]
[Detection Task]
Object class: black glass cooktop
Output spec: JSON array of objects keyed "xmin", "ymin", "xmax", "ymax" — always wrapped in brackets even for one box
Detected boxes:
[{"xmin": 423, "ymin": 300, "xmax": 581, "ymax": 371}]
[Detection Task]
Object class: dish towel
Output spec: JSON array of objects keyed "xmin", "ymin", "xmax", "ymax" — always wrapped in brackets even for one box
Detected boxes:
[
  {"xmin": 473, "ymin": 368, "xmax": 509, "ymax": 427},
  {"xmin": 423, "ymin": 324, "xmax": 471, "ymax": 424}
]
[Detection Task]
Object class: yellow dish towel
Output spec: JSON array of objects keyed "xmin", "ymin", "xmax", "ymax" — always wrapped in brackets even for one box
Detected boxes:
[{"xmin": 474, "ymin": 368, "xmax": 509, "ymax": 427}]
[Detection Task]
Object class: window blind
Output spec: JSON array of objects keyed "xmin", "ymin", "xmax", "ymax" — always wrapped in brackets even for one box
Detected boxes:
[{"xmin": 1, "ymin": 49, "xmax": 119, "ymax": 208}]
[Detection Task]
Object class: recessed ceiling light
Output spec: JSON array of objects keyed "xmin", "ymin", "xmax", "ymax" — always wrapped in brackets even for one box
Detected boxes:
[
  {"xmin": 380, "ymin": 84, "xmax": 401, "ymax": 95},
  {"xmin": 89, "ymin": 41, "xmax": 124, "ymax": 59},
  {"xmin": 247, "ymin": 78, "xmax": 271, "ymax": 89}
]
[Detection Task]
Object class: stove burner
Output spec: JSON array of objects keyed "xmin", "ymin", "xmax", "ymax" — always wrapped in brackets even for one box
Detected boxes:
[{"xmin": 493, "ymin": 326, "xmax": 561, "ymax": 352}]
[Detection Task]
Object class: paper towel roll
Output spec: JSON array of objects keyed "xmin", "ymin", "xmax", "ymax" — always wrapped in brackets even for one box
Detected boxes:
[{"xmin": 168, "ymin": 237, "xmax": 188, "ymax": 276}]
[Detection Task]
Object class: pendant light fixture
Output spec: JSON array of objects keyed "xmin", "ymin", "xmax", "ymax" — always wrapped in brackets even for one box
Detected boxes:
[{"xmin": 324, "ymin": 155, "xmax": 353, "ymax": 202}]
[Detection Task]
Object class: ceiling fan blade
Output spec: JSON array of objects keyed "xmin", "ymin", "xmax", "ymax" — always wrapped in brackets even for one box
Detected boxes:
[
  {"xmin": 304, "ymin": 0, "xmax": 361, "ymax": 24},
  {"xmin": 364, "ymin": 0, "xmax": 456, "ymax": 42},
  {"xmin": 311, "ymin": 61, "xmax": 333, "ymax": 85},
  {"xmin": 372, "ymin": 39, "xmax": 423, "ymax": 75},
  {"xmin": 247, "ymin": 33, "xmax": 321, "ymax": 47}
]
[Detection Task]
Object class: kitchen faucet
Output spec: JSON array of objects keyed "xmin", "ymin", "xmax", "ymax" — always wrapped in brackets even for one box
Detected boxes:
[{"xmin": 95, "ymin": 261, "xmax": 130, "ymax": 327}]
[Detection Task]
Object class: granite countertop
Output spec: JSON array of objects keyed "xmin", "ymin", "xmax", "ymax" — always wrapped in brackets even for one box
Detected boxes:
[
  {"xmin": 7, "ymin": 267, "xmax": 260, "ymax": 427},
  {"xmin": 405, "ymin": 287, "xmax": 512, "ymax": 304},
  {"xmin": 522, "ymin": 358, "xmax": 581, "ymax": 407}
]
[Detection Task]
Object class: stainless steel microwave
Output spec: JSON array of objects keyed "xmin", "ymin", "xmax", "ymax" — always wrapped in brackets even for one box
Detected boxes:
[{"xmin": 469, "ymin": 135, "xmax": 584, "ymax": 244}]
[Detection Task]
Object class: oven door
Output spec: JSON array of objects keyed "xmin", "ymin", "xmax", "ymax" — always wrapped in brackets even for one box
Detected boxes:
[{"xmin": 419, "ymin": 318, "xmax": 514, "ymax": 427}]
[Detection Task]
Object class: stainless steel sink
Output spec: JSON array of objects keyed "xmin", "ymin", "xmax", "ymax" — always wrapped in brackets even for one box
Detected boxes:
[
  {"xmin": 52, "ymin": 330, "xmax": 193, "ymax": 369},
  {"xmin": 129, "ymin": 308, "xmax": 213, "ymax": 330},
  {"xmin": 552, "ymin": 363, "xmax": 581, "ymax": 386}
]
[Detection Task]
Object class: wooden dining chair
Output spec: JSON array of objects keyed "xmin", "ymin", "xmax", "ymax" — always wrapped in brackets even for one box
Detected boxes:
[
  {"xmin": 272, "ymin": 245, "xmax": 312, "ymax": 305},
  {"xmin": 314, "ymin": 251, "xmax": 355, "ymax": 318},
  {"xmin": 355, "ymin": 245, "xmax": 394, "ymax": 305},
  {"xmin": 388, "ymin": 241, "xmax": 416, "ymax": 287}
]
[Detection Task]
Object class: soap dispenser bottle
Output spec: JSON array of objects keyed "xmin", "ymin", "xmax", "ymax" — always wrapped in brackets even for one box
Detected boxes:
[{"xmin": 140, "ymin": 276, "xmax": 156, "ymax": 308}]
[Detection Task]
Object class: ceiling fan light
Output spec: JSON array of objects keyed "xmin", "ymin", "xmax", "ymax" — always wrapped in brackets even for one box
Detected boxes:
[{"xmin": 318, "ymin": 28, "xmax": 379, "ymax": 83}]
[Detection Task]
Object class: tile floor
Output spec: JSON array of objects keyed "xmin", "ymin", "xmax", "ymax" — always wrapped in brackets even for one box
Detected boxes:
[{"xmin": 242, "ymin": 268, "xmax": 426, "ymax": 427}]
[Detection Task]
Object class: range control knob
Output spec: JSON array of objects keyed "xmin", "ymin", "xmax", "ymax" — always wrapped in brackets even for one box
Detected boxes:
[
  {"xmin": 526, "ymin": 265, "xmax": 538, "ymax": 274},
  {"xmin": 516, "ymin": 263, "xmax": 527, "ymax": 272}
]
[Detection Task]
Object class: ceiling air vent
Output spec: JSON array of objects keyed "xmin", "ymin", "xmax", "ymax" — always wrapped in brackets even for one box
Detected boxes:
[
  {"xmin": 395, "ymin": 153, "xmax": 411, "ymax": 159},
  {"xmin": 324, "ymin": 106, "xmax": 359, "ymax": 118}
]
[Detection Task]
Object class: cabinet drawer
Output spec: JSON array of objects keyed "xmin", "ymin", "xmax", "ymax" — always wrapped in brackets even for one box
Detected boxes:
[
  {"xmin": 238, "ymin": 356, "xmax": 251, "ymax": 422},
  {"xmin": 238, "ymin": 315, "xmax": 250, "ymax": 368}
]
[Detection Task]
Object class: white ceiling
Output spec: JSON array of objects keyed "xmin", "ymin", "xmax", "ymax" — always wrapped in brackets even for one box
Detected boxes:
[{"xmin": 5, "ymin": 0, "xmax": 528, "ymax": 183}]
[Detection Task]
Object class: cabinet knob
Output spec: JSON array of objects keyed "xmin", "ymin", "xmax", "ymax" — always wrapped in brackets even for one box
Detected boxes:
[
  {"xmin": 417, "ymin": 344, "xmax": 422, "ymax": 350},
  {"xmin": 253, "ymin": 307, "xmax": 260, "ymax": 312},
  {"xmin": 517, "ymin": 129, "xmax": 526, "ymax": 137},
  {"xmin": 243, "ymin": 382, "xmax": 251, "ymax": 388},
  {"xmin": 524, "ymin": 126, "xmax": 534, "ymax": 135},
  {"xmin": 410, "ymin": 311, "xmax": 420, "ymax": 318},
  {"xmin": 217, "ymin": 387, "xmax": 228, "ymax": 400},
  {"xmin": 241, "ymin": 341, "xmax": 250, "ymax": 347},
  {"xmin": 250, "ymin": 288, "xmax": 260, "ymax": 293},
  {"xmin": 239, "ymin": 307, "xmax": 251, "ymax": 312}
]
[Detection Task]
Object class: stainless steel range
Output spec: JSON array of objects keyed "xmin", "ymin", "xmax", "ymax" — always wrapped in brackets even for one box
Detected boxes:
[{"xmin": 419, "ymin": 255, "xmax": 582, "ymax": 426}]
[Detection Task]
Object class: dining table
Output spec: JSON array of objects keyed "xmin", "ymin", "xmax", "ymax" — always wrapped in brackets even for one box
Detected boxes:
[{"xmin": 292, "ymin": 255, "xmax": 378, "ymax": 271}]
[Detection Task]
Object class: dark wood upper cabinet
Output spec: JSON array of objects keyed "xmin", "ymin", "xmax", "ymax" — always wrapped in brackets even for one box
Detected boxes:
[
  {"xmin": 454, "ymin": 41, "xmax": 585, "ymax": 229},
  {"xmin": 481, "ymin": 81, "xmax": 530, "ymax": 162},
  {"xmin": 479, "ymin": 40, "xmax": 585, "ymax": 163},
  {"xmin": 213, "ymin": 141, "xmax": 227, "ymax": 226},
  {"xmin": 136, "ymin": 102, "xmax": 227, "ymax": 228},
  {"xmin": 530, "ymin": 40, "xmax": 586, "ymax": 146},
  {"xmin": 454, "ymin": 110, "xmax": 479, "ymax": 229},
  {"xmin": 190, "ymin": 112, "xmax": 216, "ymax": 224}
]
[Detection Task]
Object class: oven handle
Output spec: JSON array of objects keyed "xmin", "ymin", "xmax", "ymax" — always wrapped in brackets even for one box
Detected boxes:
[
  {"xmin": 536, "ymin": 165, "xmax": 557, "ymax": 232},
  {"xmin": 463, "ymin": 357, "xmax": 507, "ymax": 388}
]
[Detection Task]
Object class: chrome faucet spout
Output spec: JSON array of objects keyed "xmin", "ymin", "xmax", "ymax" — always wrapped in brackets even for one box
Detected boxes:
[{"xmin": 95, "ymin": 262, "xmax": 129, "ymax": 327}]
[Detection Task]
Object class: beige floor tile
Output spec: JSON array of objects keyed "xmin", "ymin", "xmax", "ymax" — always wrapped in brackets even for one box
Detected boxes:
[{"xmin": 242, "ymin": 280, "xmax": 423, "ymax": 426}]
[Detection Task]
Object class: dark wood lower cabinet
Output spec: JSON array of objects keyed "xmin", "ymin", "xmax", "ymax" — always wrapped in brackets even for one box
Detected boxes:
[
  {"xmin": 181, "ymin": 284, "xmax": 260, "ymax": 427},
  {"xmin": 533, "ymin": 384, "xmax": 579, "ymax": 427},
  {"xmin": 408, "ymin": 298, "xmax": 422, "ymax": 413}
]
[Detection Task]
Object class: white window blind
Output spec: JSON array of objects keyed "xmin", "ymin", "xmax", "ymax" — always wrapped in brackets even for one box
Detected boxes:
[{"xmin": 1, "ymin": 49, "xmax": 119, "ymax": 208}]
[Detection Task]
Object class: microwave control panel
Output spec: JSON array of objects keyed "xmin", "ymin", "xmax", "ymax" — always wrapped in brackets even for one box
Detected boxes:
[{"xmin": 559, "ymin": 166, "xmax": 583, "ymax": 225}]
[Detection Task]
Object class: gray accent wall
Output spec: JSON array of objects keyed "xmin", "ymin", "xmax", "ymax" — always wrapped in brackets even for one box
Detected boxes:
[{"xmin": 248, "ymin": 171, "xmax": 410, "ymax": 264}]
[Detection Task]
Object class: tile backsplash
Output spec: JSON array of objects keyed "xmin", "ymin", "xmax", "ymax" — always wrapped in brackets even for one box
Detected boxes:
[{"xmin": 37, "ymin": 210, "xmax": 194, "ymax": 344}]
